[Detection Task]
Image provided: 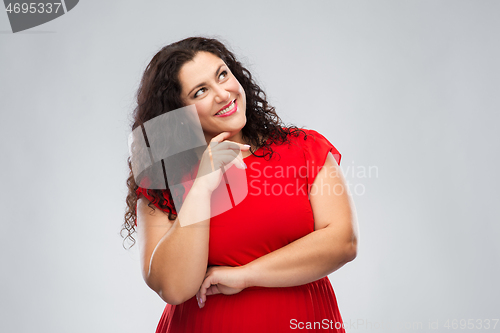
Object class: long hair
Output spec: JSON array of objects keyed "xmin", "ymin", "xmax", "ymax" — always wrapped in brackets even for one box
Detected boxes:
[{"xmin": 122, "ymin": 37, "xmax": 307, "ymax": 249}]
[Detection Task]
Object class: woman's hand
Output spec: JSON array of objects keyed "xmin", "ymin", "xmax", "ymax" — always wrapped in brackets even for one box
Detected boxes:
[
  {"xmin": 194, "ymin": 132, "xmax": 249, "ymax": 193},
  {"xmin": 195, "ymin": 265, "xmax": 248, "ymax": 309}
]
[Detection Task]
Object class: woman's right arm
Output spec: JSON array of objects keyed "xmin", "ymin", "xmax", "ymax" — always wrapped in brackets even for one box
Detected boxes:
[
  {"xmin": 136, "ymin": 132, "xmax": 249, "ymax": 305},
  {"xmin": 136, "ymin": 183, "xmax": 212, "ymax": 305}
]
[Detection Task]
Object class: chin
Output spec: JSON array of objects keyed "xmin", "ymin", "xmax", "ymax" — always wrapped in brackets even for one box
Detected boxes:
[{"xmin": 221, "ymin": 123, "xmax": 246, "ymax": 139}]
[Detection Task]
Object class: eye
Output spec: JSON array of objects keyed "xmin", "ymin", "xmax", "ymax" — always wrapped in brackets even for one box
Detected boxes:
[
  {"xmin": 218, "ymin": 70, "xmax": 228, "ymax": 80},
  {"xmin": 194, "ymin": 87, "xmax": 207, "ymax": 98}
]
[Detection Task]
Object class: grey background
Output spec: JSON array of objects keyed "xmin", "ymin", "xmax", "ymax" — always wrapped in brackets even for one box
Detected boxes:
[{"xmin": 1, "ymin": 0, "xmax": 499, "ymax": 332}]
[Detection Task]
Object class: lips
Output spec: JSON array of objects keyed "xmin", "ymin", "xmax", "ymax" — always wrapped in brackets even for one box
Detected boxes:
[
  {"xmin": 218, "ymin": 99, "xmax": 234, "ymax": 113},
  {"xmin": 215, "ymin": 99, "xmax": 237, "ymax": 116}
]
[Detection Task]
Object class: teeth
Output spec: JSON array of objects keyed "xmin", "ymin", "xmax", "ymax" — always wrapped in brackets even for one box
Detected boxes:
[
  {"xmin": 216, "ymin": 100, "xmax": 235, "ymax": 115},
  {"xmin": 216, "ymin": 101, "xmax": 234, "ymax": 115}
]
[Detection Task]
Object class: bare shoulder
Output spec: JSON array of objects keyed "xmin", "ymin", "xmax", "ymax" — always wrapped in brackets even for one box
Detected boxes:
[
  {"xmin": 136, "ymin": 196, "xmax": 175, "ymax": 280},
  {"xmin": 137, "ymin": 196, "xmax": 173, "ymax": 220},
  {"xmin": 309, "ymin": 152, "xmax": 353, "ymax": 231},
  {"xmin": 137, "ymin": 196, "xmax": 174, "ymax": 240}
]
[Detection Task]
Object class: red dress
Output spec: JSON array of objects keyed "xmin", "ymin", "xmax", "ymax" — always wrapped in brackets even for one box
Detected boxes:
[{"xmin": 136, "ymin": 128, "xmax": 345, "ymax": 333}]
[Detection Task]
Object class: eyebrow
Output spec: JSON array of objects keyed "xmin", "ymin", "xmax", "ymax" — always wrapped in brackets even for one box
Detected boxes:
[{"xmin": 186, "ymin": 63, "xmax": 226, "ymax": 97}]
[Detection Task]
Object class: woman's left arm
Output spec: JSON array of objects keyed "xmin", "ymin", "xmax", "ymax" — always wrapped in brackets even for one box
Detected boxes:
[
  {"xmin": 243, "ymin": 151, "xmax": 359, "ymax": 288},
  {"xmin": 196, "ymin": 152, "xmax": 359, "ymax": 307}
]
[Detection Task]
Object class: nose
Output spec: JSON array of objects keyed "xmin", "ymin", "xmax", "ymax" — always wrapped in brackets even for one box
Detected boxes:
[{"xmin": 214, "ymin": 87, "xmax": 230, "ymax": 104}]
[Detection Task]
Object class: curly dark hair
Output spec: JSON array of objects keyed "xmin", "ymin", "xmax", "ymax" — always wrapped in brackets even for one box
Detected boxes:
[{"xmin": 122, "ymin": 36, "xmax": 309, "ymax": 249}]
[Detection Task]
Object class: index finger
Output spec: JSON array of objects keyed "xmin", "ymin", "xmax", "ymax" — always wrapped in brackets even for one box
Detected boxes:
[
  {"xmin": 210, "ymin": 132, "xmax": 251, "ymax": 150},
  {"xmin": 211, "ymin": 132, "xmax": 232, "ymax": 144}
]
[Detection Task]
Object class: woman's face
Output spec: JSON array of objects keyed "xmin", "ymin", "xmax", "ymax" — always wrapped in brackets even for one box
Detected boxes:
[{"xmin": 179, "ymin": 51, "xmax": 247, "ymax": 143}]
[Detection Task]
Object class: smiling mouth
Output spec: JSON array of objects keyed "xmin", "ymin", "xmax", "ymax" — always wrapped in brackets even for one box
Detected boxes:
[{"xmin": 215, "ymin": 99, "xmax": 236, "ymax": 116}]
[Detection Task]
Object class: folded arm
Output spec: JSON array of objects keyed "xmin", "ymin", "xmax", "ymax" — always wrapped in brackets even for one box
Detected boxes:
[
  {"xmin": 243, "ymin": 152, "xmax": 359, "ymax": 288},
  {"xmin": 196, "ymin": 152, "xmax": 359, "ymax": 307}
]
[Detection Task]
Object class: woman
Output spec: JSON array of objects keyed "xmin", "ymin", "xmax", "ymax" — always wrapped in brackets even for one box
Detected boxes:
[{"xmin": 122, "ymin": 37, "xmax": 359, "ymax": 333}]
